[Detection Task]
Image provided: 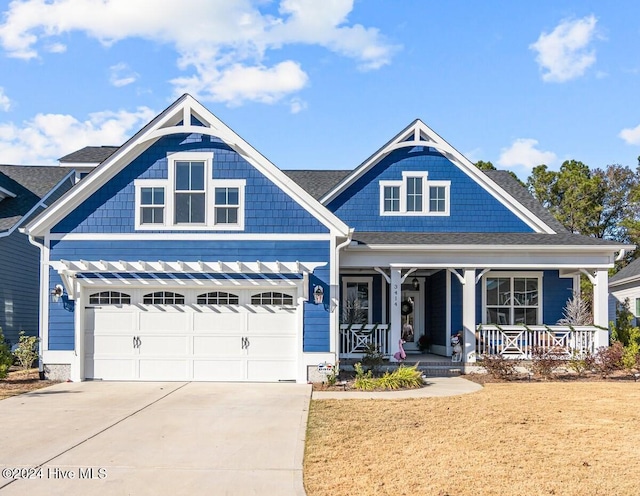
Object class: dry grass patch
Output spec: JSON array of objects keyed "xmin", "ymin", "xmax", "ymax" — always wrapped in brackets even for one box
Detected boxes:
[
  {"xmin": 304, "ymin": 382, "xmax": 640, "ymax": 496},
  {"xmin": 0, "ymin": 368, "xmax": 58, "ymax": 400}
]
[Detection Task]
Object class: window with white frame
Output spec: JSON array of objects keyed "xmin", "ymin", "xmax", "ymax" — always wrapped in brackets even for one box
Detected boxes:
[
  {"xmin": 134, "ymin": 152, "xmax": 246, "ymax": 230},
  {"xmin": 484, "ymin": 273, "xmax": 541, "ymax": 325},
  {"xmin": 175, "ymin": 160, "xmax": 205, "ymax": 224},
  {"xmin": 379, "ymin": 172, "xmax": 450, "ymax": 216},
  {"xmin": 140, "ymin": 187, "xmax": 165, "ymax": 225},
  {"xmin": 197, "ymin": 291, "xmax": 239, "ymax": 304},
  {"xmin": 342, "ymin": 277, "xmax": 372, "ymax": 324},
  {"xmin": 214, "ymin": 187, "xmax": 240, "ymax": 225},
  {"xmin": 251, "ymin": 292, "xmax": 294, "ymax": 305}
]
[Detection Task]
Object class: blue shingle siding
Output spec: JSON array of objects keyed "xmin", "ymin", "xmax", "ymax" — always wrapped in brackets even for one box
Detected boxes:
[
  {"xmin": 46, "ymin": 239, "xmax": 331, "ymax": 353},
  {"xmin": 0, "ymin": 231, "xmax": 40, "ymax": 346},
  {"xmin": 327, "ymin": 148, "xmax": 533, "ymax": 233},
  {"xmin": 543, "ymin": 271, "xmax": 574, "ymax": 323},
  {"xmin": 52, "ymin": 134, "xmax": 328, "ymax": 234}
]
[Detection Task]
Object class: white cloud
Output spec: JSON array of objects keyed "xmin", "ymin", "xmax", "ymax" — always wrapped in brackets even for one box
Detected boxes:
[
  {"xmin": 620, "ymin": 124, "xmax": 640, "ymax": 146},
  {"xmin": 0, "ymin": 106, "xmax": 155, "ymax": 165},
  {"xmin": 0, "ymin": 0, "xmax": 398, "ymax": 105},
  {"xmin": 530, "ymin": 15, "xmax": 598, "ymax": 82},
  {"xmin": 45, "ymin": 42, "xmax": 66, "ymax": 54},
  {"xmin": 0, "ymin": 87, "xmax": 11, "ymax": 112},
  {"xmin": 109, "ymin": 62, "xmax": 139, "ymax": 87},
  {"xmin": 289, "ymin": 97, "xmax": 307, "ymax": 114},
  {"xmin": 498, "ymin": 139, "xmax": 557, "ymax": 170}
]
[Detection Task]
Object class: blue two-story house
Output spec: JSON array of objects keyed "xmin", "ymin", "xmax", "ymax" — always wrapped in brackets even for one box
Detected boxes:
[{"xmin": 24, "ymin": 94, "xmax": 631, "ymax": 382}]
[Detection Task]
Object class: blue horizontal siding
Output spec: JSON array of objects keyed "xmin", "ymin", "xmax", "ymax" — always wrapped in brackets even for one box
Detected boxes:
[
  {"xmin": 327, "ymin": 148, "xmax": 533, "ymax": 233},
  {"xmin": 47, "ymin": 239, "xmax": 331, "ymax": 353}
]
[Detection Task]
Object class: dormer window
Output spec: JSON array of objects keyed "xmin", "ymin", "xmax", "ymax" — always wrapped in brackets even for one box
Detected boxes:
[
  {"xmin": 380, "ymin": 172, "xmax": 450, "ymax": 216},
  {"xmin": 134, "ymin": 151, "xmax": 245, "ymax": 230}
]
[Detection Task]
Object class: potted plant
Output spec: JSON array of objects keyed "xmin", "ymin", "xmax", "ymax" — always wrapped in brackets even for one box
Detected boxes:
[{"xmin": 417, "ymin": 334, "xmax": 431, "ymax": 353}]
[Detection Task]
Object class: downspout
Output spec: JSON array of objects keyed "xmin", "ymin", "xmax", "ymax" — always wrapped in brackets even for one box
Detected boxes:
[
  {"xmin": 334, "ymin": 229, "xmax": 354, "ymax": 370},
  {"xmin": 26, "ymin": 234, "xmax": 46, "ymax": 380}
]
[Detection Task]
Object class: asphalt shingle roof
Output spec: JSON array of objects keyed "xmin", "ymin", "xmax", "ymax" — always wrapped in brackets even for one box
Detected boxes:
[
  {"xmin": 283, "ymin": 170, "xmax": 351, "ymax": 200},
  {"xmin": 59, "ymin": 146, "xmax": 119, "ymax": 163},
  {"xmin": 350, "ymin": 231, "xmax": 626, "ymax": 247},
  {"xmin": 610, "ymin": 257, "xmax": 640, "ymax": 284},
  {"xmin": 0, "ymin": 165, "xmax": 71, "ymax": 232}
]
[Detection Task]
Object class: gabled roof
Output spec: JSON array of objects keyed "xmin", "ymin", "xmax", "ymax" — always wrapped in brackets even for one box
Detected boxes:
[
  {"xmin": 609, "ymin": 258, "xmax": 640, "ymax": 286},
  {"xmin": 283, "ymin": 170, "xmax": 351, "ymax": 200},
  {"xmin": 0, "ymin": 165, "xmax": 73, "ymax": 232},
  {"xmin": 59, "ymin": 146, "xmax": 119, "ymax": 164},
  {"xmin": 320, "ymin": 119, "xmax": 558, "ymax": 234},
  {"xmin": 26, "ymin": 94, "xmax": 350, "ymax": 237}
]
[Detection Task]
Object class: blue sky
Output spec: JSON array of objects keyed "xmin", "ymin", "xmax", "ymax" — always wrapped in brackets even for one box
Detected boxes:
[{"xmin": 0, "ymin": 0, "xmax": 639, "ymax": 180}]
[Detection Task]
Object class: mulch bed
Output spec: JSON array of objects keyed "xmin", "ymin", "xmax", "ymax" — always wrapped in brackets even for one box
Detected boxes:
[{"xmin": 0, "ymin": 368, "xmax": 59, "ymax": 400}]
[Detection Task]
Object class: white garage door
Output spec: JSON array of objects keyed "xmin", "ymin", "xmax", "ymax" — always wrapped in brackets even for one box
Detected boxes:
[{"xmin": 83, "ymin": 288, "xmax": 299, "ymax": 382}]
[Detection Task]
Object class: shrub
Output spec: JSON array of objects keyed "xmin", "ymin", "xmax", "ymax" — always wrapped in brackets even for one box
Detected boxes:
[
  {"xmin": 529, "ymin": 347, "xmax": 567, "ymax": 380},
  {"xmin": 0, "ymin": 328, "xmax": 12, "ymax": 379},
  {"xmin": 610, "ymin": 299, "xmax": 640, "ymax": 347},
  {"xmin": 376, "ymin": 365, "xmax": 424, "ymax": 390},
  {"xmin": 353, "ymin": 362, "xmax": 424, "ymax": 391},
  {"xmin": 594, "ymin": 342, "xmax": 624, "ymax": 377},
  {"xmin": 566, "ymin": 351, "xmax": 595, "ymax": 377},
  {"xmin": 361, "ymin": 342, "xmax": 385, "ymax": 375},
  {"xmin": 13, "ymin": 331, "xmax": 39, "ymax": 371},
  {"xmin": 353, "ymin": 362, "xmax": 377, "ymax": 391},
  {"xmin": 622, "ymin": 341, "xmax": 640, "ymax": 371},
  {"xmin": 479, "ymin": 354, "xmax": 520, "ymax": 380}
]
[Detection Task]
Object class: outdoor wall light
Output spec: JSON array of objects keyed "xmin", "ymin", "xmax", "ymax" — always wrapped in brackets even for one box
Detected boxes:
[
  {"xmin": 412, "ymin": 277, "xmax": 419, "ymax": 290},
  {"xmin": 313, "ymin": 285, "xmax": 324, "ymax": 304},
  {"xmin": 50, "ymin": 284, "xmax": 64, "ymax": 303}
]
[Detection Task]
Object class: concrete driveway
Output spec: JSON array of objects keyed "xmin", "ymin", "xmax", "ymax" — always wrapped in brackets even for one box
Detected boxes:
[{"xmin": 0, "ymin": 381, "xmax": 311, "ymax": 495}]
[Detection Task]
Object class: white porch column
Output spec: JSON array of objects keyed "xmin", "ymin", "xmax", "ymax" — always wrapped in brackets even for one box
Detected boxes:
[
  {"xmin": 462, "ymin": 269, "xmax": 477, "ymax": 363},
  {"xmin": 592, "ymin": 269, "xmax": 610, "ymax": 348},
  {"xmin": 389, "ymin": 268, "xmax": 402, "ymax": 362}
]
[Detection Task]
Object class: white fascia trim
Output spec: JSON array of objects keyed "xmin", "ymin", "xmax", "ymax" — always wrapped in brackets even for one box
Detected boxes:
[
  {"xmin": 347, "ymin": 243, "xmax": 629, "ymax": 253},
  {"xmin": 58, "ymin": 162, "xmax": 100, "ymax": 168},
  {"xmin": 389, "ymin": 262, "xmax": 615, "ymax": 269},
  {"xmin": 609, "ymin": 275, "xmax": 640, "ymax": 288},
  {"xmin": 25, "ymin": 94, "xmax": 350, "ymax": 238},
  {"xmin": 320, "ymin": 119, "xmax": 555, "ymax": 234},
  {"xmin": 48, "ymin": 232, "xmax": 333, "ymax": 241}
]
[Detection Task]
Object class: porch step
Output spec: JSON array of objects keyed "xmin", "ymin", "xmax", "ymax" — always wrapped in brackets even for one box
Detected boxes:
[{"xmin": 339, "ymin": 360, "xmax": 464, "ymax": 377}]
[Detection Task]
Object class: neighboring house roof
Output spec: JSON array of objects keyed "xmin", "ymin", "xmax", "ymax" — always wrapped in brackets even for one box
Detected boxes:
[
  {"xmin": 58, "ymin": 146, "xmax": 119, "ymax": 164},
  {"xmin": 609, "ymin": 258, "xmax": 640, "ymax": 286},
  {"xmin": 283, "ymin": 170, "xmax": 351, "ymax": 200},
  {"xmin": 0, "ymin": 165, "xmax": 73, "ymax": 232}
]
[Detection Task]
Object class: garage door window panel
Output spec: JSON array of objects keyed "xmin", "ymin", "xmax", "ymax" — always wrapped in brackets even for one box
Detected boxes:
[
  {"xmin": 143, "ymin": 291, "xmax": 185, "ymax": 304},
  {"xmin": 197, "ymin": 291, "xmax": 240, "ymax": 305},
  {"xmin": 251, "ymin": 292, "xmax": 294, "ymax": 306},
  {"xmin": 89, "ymin": 291, "xmax": 131, "ymax": 305}
]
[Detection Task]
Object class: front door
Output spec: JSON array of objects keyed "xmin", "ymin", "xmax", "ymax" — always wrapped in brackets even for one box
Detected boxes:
[{"xmin": 401, "ymin": 290, "xmax": 423, "ymax": 352}]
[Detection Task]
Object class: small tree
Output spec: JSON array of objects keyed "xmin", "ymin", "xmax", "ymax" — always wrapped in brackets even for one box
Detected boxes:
[
  {"xmin": 610, "ymin": 298, "xmax": 640, "ymax": 347},
  {"xmin": 557, "ymin": 292, "xmax": 592, "ymax": 325},
  {"xmin": 0, "ymin": 328, "xmax": 13, "ymax": 379},
  {"xmin": 342, "ymin": 298, "xmax": 368, "ymax": 325},
  {"xmin": 13, "ymin": 331, "xmax": 39, "ymax": 371}
]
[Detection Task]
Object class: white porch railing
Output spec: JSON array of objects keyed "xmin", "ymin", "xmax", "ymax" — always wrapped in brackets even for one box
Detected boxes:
[
  {"xmin": 476, "ymin": 325, "xmax": 600, "ymax": 359},
  {"xmin": 339, "ymin": 324, "xmax": 390, "ymax": 358}
]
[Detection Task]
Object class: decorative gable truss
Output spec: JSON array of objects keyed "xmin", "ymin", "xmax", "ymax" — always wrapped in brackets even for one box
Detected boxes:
[{"xmin": 321, "ymin": 119, "xmax": 557, "ymax": 234}]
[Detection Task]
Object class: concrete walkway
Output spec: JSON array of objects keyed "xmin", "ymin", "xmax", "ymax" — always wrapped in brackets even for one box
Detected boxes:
[
  {"xmin": 312, "ymin": 376, "xmax": 483, "ymax": 399},
  {"xmin": 0, "ymin": 381, "xmax": 311, "ymax": 496}
]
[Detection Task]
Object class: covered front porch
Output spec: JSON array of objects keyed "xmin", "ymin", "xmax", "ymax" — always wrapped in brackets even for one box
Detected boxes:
[{"xmin": 336, "ymin": 234, "xmax": 614, "ymax": 364}]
